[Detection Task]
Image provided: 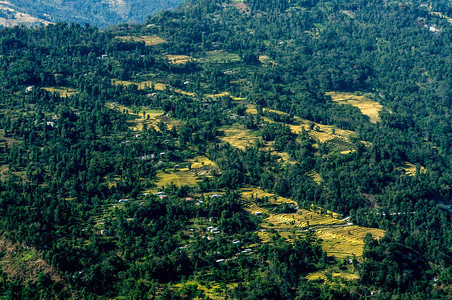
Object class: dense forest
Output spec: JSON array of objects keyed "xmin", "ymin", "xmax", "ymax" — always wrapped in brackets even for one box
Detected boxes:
[{"xmin": 0, "ymin": 0, "xmax": 450, "ymax": 298}]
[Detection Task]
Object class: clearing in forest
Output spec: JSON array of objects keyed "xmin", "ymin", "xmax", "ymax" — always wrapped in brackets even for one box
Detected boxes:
[
  {"xmin": 106, "ymin": 102, "xmax": 180, "ymax": 131},
  {"xmin": 112, "ymin": 79, "xmax": 195, "ymax": 96},
  {"xmin": 199, "ymin": 51, "xmax": 241, "ymax": 64},
  {"xmin": 399, "ymin": 161, "xmax": 427, "ymax": 177},
  {"xmin": 429, "ymin": 11, "xmax": 452, "ymax": 24},
  {"xmin": 0, "ymin": 237, "xmax": 63, "ymax": 285},
  {"xmin": 42, "ymin": 87, "xmax": 78, "ymax": 97},
  {"xmin": 218, "ymin": 126, "xmax": 260, "ymax": 150},
  {"xmin": 112, "ymin": 79, "xmax": 167, "ymax": 90},
  {"xmin": 165, "ymin": 54, "xmax": 195, "ymax": 64},
  {"xmin": 173, "ymin": 280, "xmax": 238, "ymax": 300},
  {"xmin": 245, "ymin": 104, "xmax": 357, "ymax": 152},
  {"xmin": 240, "ymin": 187, "xmax": 385, "ymax": 258},
  {"xmin": 327, "ymin": 91, "xmax": 383, "ymax": 123},
  {"xmin": 155, "ymin": 156, "xmax": 218, "ymax": 188},
  {"xmin": 115, "ymin": 35, "xmax": 167, "ymax": 46}
]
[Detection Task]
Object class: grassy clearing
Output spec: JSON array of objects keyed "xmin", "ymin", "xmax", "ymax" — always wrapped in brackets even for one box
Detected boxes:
[
  {"xmin": 199, "ymin": 51, "xmax": 241, "ymax": 64},
  {"xmin": 0, "ymin": 135, "xmax": 20, "ymax": 147},
  {"xmin": 115, "ymin": 35, "xmax": 167, "ymax": 45},
  {"xmin": 327, "ymin": 91, "xmax": 383, "ymax": 123},
  {"xmin": 42, "ymin": 86, "xmax": 77, "ymax": 97},
  {"xmin": 0, "ymin": 237, "xmax": 63, "ymax": 284}
]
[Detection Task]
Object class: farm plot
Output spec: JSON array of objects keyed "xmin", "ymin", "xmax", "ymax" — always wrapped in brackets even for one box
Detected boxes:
[
  {"xmin": 240, "ymin": 187, "xmax": 385, "ymax": 259},
  {"xmin": 165, "ymin": 54, "xmax": 195, "ymax": 64},
  {"xmin": 155, "ymin": 156, "xmax": 218, "ymax": 188},
  {"xmin": 199, "ymin": 51, "xmax": 241, "ymax": 64},
  {"xmin": 327, "ymin": 91, "xmax": 383, "ymax": 123},
  {"xmin": 42, "ymin": 86, "xmax": 78, "ymax": 97},
  {"xmin": 112, "ymin": 79, "xmax": 167, "ymax": 90},
  {"xmin": 115, "ymin": 35, "xmax": 167, "ymax": 46},
  {"xmin": 245, "ymin": 104, "xmax": 357, "ymax": 152},
  {"xmin": 106, "ymin": 102, "xmax": 181, "ymax": 131},
  {"xmin": 218, "ymin": 126, "xmax": 261, "ymax": 150}
]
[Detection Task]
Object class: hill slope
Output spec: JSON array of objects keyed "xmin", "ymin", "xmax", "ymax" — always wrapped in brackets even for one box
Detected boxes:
[{"xmin": 0, "ymin": 0, "xmax": 184, "ymax": 27}]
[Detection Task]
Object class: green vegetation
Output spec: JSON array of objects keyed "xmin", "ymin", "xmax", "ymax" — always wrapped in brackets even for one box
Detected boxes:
[{"xmin": 0, "ymin": 0, "xmax": 450, "ymax": 298}]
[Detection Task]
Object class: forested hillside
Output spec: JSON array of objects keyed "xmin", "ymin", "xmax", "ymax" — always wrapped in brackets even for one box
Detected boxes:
[
  {"xmin": 0, "ymin": 0, "xmax": 184, "ymax": 28},
  {"xmin": 0, "ymin": 0, "xmax": 450, "ymax": 298}
]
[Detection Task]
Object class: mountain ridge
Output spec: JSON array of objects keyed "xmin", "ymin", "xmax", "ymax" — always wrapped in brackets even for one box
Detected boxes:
[{"xmin": 0, "ymin": 0, "xmax": 185, "ymax": 28}]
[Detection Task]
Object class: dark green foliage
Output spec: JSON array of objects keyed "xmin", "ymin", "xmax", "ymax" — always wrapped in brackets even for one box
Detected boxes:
[{"xmin": 0, "ymin": 0, "xmax": 450, "ymax": 298}]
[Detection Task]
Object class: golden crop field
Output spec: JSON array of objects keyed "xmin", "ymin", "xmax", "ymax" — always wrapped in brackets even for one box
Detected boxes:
[
  {"xmin": 155, "ymin": 170, "xmax": 199, "ymax": 188},
  {"xmin": 327, "ymin": 91, "xmax": 383, "ymax": 123},
  {"xmin": 240, "ymin": 187, "xmax": 385, "ymax": 259},
  {"xmin": 399, "ymin": 161, "xmax": 427, "ymax": 177},
  {"xmin": 105, "ymin": 102, "xmax": 181, "ymax": 131},
  {"xmin": 188, "ymin": 156, "xmax": 218, "ymax": 169},
  {"xmin": 218, "ymin": 127, "xmax": 260, "ymax": 149},
  {"xmin": 165, "ymin": 54, "xmax": 195, "ymax": 64},
  {"xmin": 111, "ymin": 79, "xmax": 167, "ymax": 90},
  {"xmin": 205, "ymin": 92, "xmax": 230, "ymax": 98},
  {"xmin": 115, "ymin": 35, "xmax": 167, "ymax": 46},
  {"xmin": 173, "ymin": 280, "xmax": 238, "ymax": 300},
  {"xmin": 155, "ymin": 156, "xmax": 218, "ymax": 188}
]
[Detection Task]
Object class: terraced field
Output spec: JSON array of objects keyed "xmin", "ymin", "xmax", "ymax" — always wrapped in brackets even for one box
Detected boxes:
[
  {"xmin": 42, "ymin": 86, "xmax": 78, "ymax": 97},
  {"xmin": 240, "ymin": 187, "xmax": 385, "ymax": 258},
  {"xmin": 327, "ymin": 91, "xmax": 383, "ymax": 123},
  {"xmin": 115, "ymin": 35, "xmax": 167, "ymax": 46},
  {"xmin": 106, "ymin": 102, "xmax": 181, "ymax": 131}
]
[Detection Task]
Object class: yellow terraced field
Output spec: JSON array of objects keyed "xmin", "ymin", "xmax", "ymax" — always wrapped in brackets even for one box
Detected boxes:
[
  {"xmin": 399, "ymin": 161, "xmax": 427, "ymax": 176},
  {"xmin": 240, "ymin": 187, "xmax": 384, "ymax": 258},
  {"xmin": 316, "ymin": 226, "xmax": 384, "ymax": 258},
  {"xmin": 205, "ymin": 92, "xmax": 230, "ymax": 98},
  {"xmin": 327, "ymin": 91, "xmax": 383, "ymax": 123},
  {"xmin": 306, "ymin": 270, "xmax": 359, "ymax": 286},
  {"xmin": 42, "ymin": 87, "xmax": 77, "ymax": 97},
  {"xmin": 219, "ymin": 127, "xmax": 260, "ymax": 149},
  {"xmin": 188, "ymin": 156, "xmax": 218, "ymax": 169},
  {"xmin": 246, "ymin": 104, "xmax": 356, "ymax": 144},
  {"xmin": 112, "ymin": 79, "xmax": 167, "ymax": 90},
  {"xmin": 105, "ymin": 102, "xmax": 180, "ymax": 131},
  {"xmin": 155, "ymin": 170, "xmax": 199, "ymax": 188},
  {"xmin": 173, "ymin": 281, "xmax": 237, "ymax": 300},
  {"xmin": 165, "ymin": 54, "xmax": 195, "ymax": 64},
  {"xmin": 115, "ymin": 35, "xmax": 167, "ymax": 46},
  {"xmin": 155, "ymin": 157, "xmax": 218, "ymax": 188}
]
